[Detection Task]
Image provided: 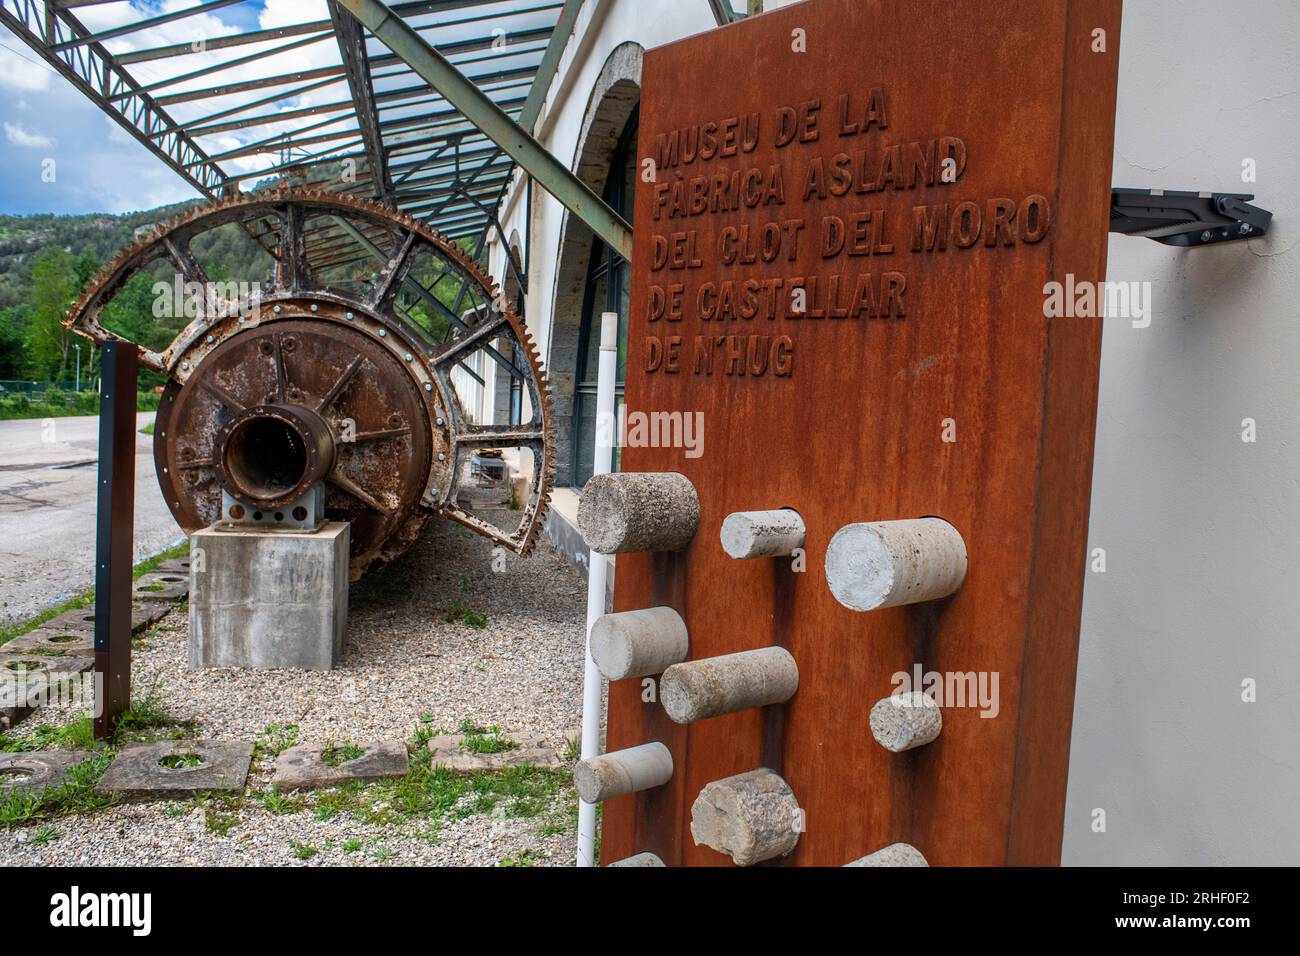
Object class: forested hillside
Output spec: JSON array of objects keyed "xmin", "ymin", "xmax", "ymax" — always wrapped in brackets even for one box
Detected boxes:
[{"xmin": 0, "ymin": 199, "xmax": 276, "ymax": 386}]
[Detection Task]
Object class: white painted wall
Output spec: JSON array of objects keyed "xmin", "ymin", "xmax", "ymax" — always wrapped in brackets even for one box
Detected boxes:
[
  {"xmin": 1063, "ymin": 0, "xmax": 1300, "ymax": 865},
  {"xmin": 493, "ymin": 0, "xmax": 1300, "ymax": 865}
]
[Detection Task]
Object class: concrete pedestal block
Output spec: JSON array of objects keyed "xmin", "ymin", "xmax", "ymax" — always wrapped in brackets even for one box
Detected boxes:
[{"xmin": 189, "ymin": 522, "xmax": 350, "ymax": 670}]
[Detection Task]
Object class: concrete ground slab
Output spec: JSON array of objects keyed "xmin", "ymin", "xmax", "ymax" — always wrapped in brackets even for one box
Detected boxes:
[
  {"xmin": 2, "ymin": 627, "xmax": 95, "ymax": 657},
  {"xmin": 0, "ymin": 751, "xmax": 96, "ymax": 795},
  {"xmin": 95, "ymin": 740, "xmax": 254, "ymax": 799},
  {"xmin": 153, "ymin": 557, "xmax": 191, "ymax": 576},
  {"xmin": 427, "ymin": 733, "xmax": 565, "ymax": 772},
  {"xmin": 131, "ymin": 571, "xmax": 189, "ymax": 603},
  {"xmin": 0, "ymin": 655, "xmax": 93, "ymax": 729},
  {"xmin": 43, "ymin": 601, "xmax": 171, "ymax": 636},
  {"xmin": 271, "ymin": 741, "xmax": 409, "ymax": 791}
]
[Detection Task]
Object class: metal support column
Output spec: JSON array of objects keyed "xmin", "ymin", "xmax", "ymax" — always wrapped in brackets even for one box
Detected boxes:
[{"xmin": 93, "ymin": 340, "xmax": 138, "ymax": 741}]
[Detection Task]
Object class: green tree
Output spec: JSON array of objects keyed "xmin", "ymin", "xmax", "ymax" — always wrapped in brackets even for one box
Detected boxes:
[
  {"xmin": 25, "ymin": 248, "xmax": 78, "ymax": 381},
  {"xmin": 0, "ymin": 304, "xmax": 29, "ymax": 378}
]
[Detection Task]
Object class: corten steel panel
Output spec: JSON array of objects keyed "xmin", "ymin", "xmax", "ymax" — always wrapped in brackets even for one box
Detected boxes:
[{"xmin": 602, "ymin": 0, "xmax": 1121, "ymax": 866}]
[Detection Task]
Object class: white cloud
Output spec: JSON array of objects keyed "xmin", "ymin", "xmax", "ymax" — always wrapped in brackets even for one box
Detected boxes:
[
  {"xmin": 0, "ymin": 37, "xmax": 53, "ymax": 93},
  {"xmin": 4, "ymin": 121, "xmax": 54, "ymax": 148}
]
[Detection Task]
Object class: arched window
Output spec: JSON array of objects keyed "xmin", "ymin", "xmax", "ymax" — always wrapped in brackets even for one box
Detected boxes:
[{"xmin": 572, "ymin": 109, "xmax": 638, "ymax": 487}]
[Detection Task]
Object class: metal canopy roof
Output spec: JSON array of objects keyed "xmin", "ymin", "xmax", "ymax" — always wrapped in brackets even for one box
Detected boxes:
[{"xmin": 0, "ymin": 0, "xmax": 578, "ymax": 249}]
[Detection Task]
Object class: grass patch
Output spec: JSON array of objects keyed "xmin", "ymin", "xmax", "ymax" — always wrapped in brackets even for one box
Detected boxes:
[
  {"xmin": 0, "ymin": 717, "xmax": 95, "ymax": 752},
  {"xmin": 0, "ymin": 751, "xmax": 117, "ymax": 829},
  {"xmin": 457, "ymin": 719, "xmax": 517, "ymax": 755},
  {"xmin": 139, "ymin": 422, "xmax": 155, "ymax": 436},
  {"xmin": 321, "ymin": 742, "xmax": 365, "ymax": 768},
  {"xmin": 158, "ymin": 751, "xmax": 203, "ymax": 769},
  {"xmin": 289, "ymin": 840, "xmax": 318, "ymax": 861}
]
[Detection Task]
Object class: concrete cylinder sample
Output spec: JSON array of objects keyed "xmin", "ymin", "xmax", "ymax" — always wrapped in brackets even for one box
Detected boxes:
[
  {"xmin": 825, "ymin": 517, "xmax": 967, "ymax": 611},
  {"xmin": 870, "ymin": 692, "xmax": 942, "ymax": 752},
  {"xmin": 660, "ymin": 647, "xmax": 799, "ymax": 723},
  {"xmin": 690, "ymin": 768, "xmax": 802, "ymax": 866},
  {"xmin": 607, "ymin": 852, "xmax": 666, "ymax": 867},
  {"xmin": 845, "ymin": 843, "xmax": 929, "ymax": 867},
  {"xmin": 574, "ymin": 742, "xmax": 674, "ymax": 804},
  {"xmin": 590, "ymin": 607, "xmax": 689, "ymax": 680},
  {"xmin": 720, "ymin": 509, "xmax": 806, "ymax": 559},
  {"xmin": 577, "ymin": 472, "xmax": 700, "ymax": 553}
]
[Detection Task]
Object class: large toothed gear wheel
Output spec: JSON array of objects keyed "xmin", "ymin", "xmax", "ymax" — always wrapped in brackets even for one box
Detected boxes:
[{"xmin": 66, "ymin": 188, "xmax": 554, "ymax": 578}]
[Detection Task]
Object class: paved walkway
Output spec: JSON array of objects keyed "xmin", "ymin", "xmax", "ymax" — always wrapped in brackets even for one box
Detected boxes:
[{"xmin": 0, "ymin": 412, "xmax": 181, "ymax": 625}]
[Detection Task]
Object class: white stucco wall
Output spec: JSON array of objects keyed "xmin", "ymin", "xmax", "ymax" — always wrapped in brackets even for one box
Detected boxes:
[
  {"xmin": 493, "ymin": 0, "xmax": 1300, "ymax": 865},
  {"xmin": 1063, "ymin": 0, "xmax": 1300, "ymax": 865}
]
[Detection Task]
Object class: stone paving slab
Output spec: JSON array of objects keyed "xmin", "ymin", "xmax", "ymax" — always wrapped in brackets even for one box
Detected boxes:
[
  {"xmin": 271, "ymin": 741, "xmax": 409, "ymax": 791},
  {"xmin": 95, "ymin": 740, "xmax": 254, "ymax": 800},
  {"xmin": 132, "ymin": 571, "xmax": 189, "ymax": 603},
  {"xmin": 1, "ymin": 655, "xmax": 94, "ymax": 728},
  {"xmin": 0, "ymin": 751, "xmax": 96, "ymax": 795},
  {"xmin": 45, "ymin": 601, "xmax": 171, "ymax": 636},
  {"xmin": 3, "ymin": 627, "xmax": 95, "ymax": 657},
  {"xmin": 154, "ymin": 557, "xmax": 192, "ymax": 576},
  {"xmin": 427, "ymin": 733, "xmax": 566, "ymax": 772}
]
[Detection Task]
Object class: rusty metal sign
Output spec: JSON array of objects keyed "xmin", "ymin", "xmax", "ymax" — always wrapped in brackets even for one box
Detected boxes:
[{"xmin": 603, "ymin": 0, "xmax": 1122, "ymax": 865}]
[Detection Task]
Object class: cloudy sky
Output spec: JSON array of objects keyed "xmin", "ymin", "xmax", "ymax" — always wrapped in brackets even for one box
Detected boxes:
[{"xmin": 0, "ymin": 0, "xmax": 337, "ymax": 216}]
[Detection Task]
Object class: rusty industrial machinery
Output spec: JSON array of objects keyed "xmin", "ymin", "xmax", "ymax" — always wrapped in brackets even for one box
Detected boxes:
[{"xmin": 67, "ymin": 188, "xmax": 553, "ymax": 578}]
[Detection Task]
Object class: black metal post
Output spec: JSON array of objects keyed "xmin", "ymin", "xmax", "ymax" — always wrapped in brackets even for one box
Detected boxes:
[{"xmin": 93, "ymin": 340, "xmax": 137, "ymax": 741}]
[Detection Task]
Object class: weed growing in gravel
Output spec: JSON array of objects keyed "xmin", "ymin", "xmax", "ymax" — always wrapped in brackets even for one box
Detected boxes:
[
  {"xmin": 257, "ymin": 787, "xmax": 305, "ymax": 815},
  {"xmin": 252, "ymin": 723, "xmax": 299, "ymax": 765},
  {"xmin": 321, "ymin": 742, "xmax": 366, "ymax": 767},
  {"xmin": 342, "ymin": 837, "xmax": 363, "ymax": 853},
  {"xmin": 0, "ymin": 751, "xmax": 116, "ymax": 829},
  {"xmin": 188, "ymin": 793, "xmax": 243, "ymax": 836},
  {"xmin": 500, "ymin": 849, "xmax": 538, "ymax": 867},
  {"xmin": 31, "ymin": 823, "xmax": 59, "ymax": 845},
  {"xmin": 113, "ymin": 683, "xmax": 197, "ymax": 744},
  {"xmin": 443, "ymin": 577, "xmax": 489, "ymax": 629},
  {"xmin": 289, "ymin": 840, "xmax": 318, "ymax": 860}
]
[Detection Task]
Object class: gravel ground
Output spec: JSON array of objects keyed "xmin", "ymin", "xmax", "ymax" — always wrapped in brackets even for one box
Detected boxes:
[{"xmin": 0, "ymin": 512, "xmax": 596, "ymax": 867}]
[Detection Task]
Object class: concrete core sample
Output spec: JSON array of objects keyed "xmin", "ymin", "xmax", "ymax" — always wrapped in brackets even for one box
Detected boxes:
[
  {"xmin": 590, "ymin": 606, "xmax": 689, "ymax": 680},
  {"xmin": 825, "ymin": 517, "xmax": 967, "ymax": 611},
  {"xmin": 690, "ymin": 768, "xmax": 802, "ymax": 866},
  {"xmin": 720, "ymin": 509, "xmax": 806, "ymax": 559},
  {"xmin": 845, "ymin": 843, "xmax": 930, "ymax": 867},
  {"xmin": 869, "ymin": 692, "xmax": 943, "ymax": 752},
  {"xmin": 660, "ymin": 646, "xmax": 798, "ymax": 723},
  {"xmin": 577, "ymin": 472, "xmax": 699, "ymax": 553},
  {"xmin": 574, "ymin": 742, "xmax": 674, "ymax": 803}
]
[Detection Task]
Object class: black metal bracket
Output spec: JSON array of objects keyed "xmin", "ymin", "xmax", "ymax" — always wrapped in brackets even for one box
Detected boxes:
[{"xmin": 1110, "ymin": 188, "xmax": 1272, "ymax": 246}]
